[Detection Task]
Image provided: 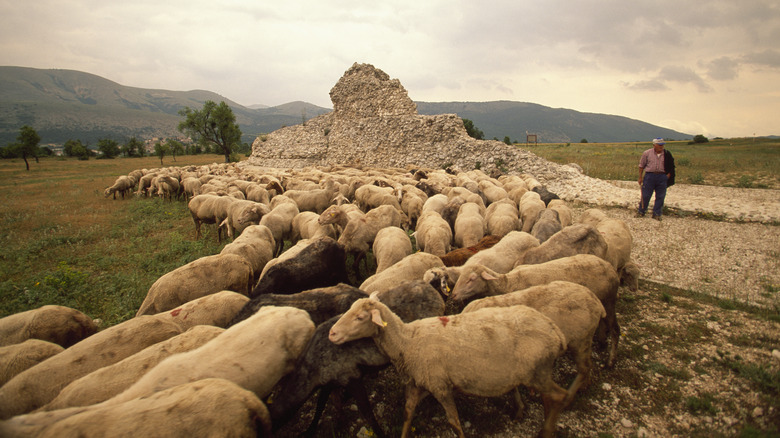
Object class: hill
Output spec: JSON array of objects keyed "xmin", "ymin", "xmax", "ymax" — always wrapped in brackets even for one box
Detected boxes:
[
  {"xmin": 0, "ymin": 66, "xmax": 690, "ymax": 146},
  {"xmin": 415, "ymin": 101, "xmax": 691, "ymax": 143},
  {"xmin": 0, "ymin": 66, "xmax": 330, "ymax": 146}
]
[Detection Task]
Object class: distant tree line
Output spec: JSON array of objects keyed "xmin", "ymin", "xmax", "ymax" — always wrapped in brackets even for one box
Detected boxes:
[{"xmin": 1, "ymin": 101, "xmax": 252, "ymax": 169}]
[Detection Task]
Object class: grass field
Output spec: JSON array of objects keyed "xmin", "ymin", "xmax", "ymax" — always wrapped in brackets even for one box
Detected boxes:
[
  {"xmin": 523, "ymin": 137, "xmax": 780, "ymax": 189},
  {"xmin": 0, "ymin": 154, "xmax": 231, "ymax": 325},
  {"xmin": 1, "ymin": 139, "xmax": 778, "ymax": 326}
]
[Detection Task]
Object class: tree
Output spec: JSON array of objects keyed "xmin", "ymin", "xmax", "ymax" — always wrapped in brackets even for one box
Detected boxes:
[
  {"xmin": 64, "ymin": 139, "xmax": 90, "ymax": 160},
  {"xmin": 580, "ymin": 138, "xmax": 589, "ymax": 143},
  {"xmin": 153, "ymin": 142, "xmax": 169, "ymax": 165},
  {"xmin": 178, "ymin": 100, "xmax": 242, "ymax": 163},
  {"xmin": 122, "ymin": 137, "xmax": 144, "ymax": 157},
  {"xmin": 693, "ymin": 134, "xmax": 709, "ymax": 144},
  {"xmin": 97, "ymin": 138, "xmax": 120, "ymax": 159},
  {"xmin": 503, "ymin": 136, "xmax": 512, "ymax": 145},
  {"xmin": 10, "ymin": 126, "xmax": 41, "ymax": 170},
  {"xmin": 462, "ymin": 118, "xmax": 484, "ymax": 140},
  {"xmin": 165, "ymin": 139, "xmax": 184, "ymax": 161}
]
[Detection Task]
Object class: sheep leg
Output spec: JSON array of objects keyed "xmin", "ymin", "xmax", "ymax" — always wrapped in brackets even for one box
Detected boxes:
[
  {"xmin": 302, "ymin": 384, "xmax": 335, "ymax": 437},
  {"xmin": 434, "ymin": 390, "xmax": 465, "ymax": 438},
  {"xmin": 603, "ymin": 299, "xmax": 620, "ymax": 368},
  {"xmin": 346, "ymin": 378, "xmax": 387, "ymax": 438},
  {"xmin": 401, "ymin": 383, "xmax": 428, "ymax": 438},
  {"xmin": 537, "ymin": 381, "xmax": 567, "ymax": 438},
  {"xmin": 564, "ymin": 345, "xmax": 593, "ymax": 407},
  {"xmin": 511, "ymin": 387, "xmax": 526, "ymax": 420}
]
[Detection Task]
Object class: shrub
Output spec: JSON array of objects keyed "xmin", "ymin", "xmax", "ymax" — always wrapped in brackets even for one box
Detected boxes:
[{"xmin": 689, "ymin": 172, "xmax": 705, "ymax": 184}]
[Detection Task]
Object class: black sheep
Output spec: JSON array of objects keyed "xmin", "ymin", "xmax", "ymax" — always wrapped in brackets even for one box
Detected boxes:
[
  {"xmin": 532, "ymin": 185, "xmax": 561, "ymax": 206},
  {"xmin": 250, "ymin": 236, "xmax": 349, "ymax": 298},
  {"xmin": 269, "ymin": 280, "xmax": 445, "ymax": 437},
  {"xmin": 227, "ymin": 283, "xmax": 365, "ymax": 327}
]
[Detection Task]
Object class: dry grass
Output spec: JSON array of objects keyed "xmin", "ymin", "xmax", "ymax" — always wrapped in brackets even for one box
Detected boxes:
[{"xmin": 525, "ymin": 137, "xmax": 780, "ymax": 189}]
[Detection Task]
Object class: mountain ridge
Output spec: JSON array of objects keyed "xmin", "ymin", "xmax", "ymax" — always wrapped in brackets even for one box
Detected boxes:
[{"xmin": 0, "ymin": 66, "xmax": 691, "ymax": 146}]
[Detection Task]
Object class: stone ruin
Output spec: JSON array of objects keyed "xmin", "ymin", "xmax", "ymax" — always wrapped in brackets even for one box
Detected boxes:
[
  {"xmin": 245, "ymin": 63, "xmax": 776, "ymax": 221},
  {"xmin": 251, "ymin": 63, "xmax": 581, "ymax": 178}
]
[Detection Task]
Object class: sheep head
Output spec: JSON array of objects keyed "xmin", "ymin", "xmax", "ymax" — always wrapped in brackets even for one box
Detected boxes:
[
  {"xmin": 328, "ymin": 298, "xmax": 384, "ymax": 345},
  {"xmin": 450, "ymin": 265, "xmax": 494, "ymax": 302}
]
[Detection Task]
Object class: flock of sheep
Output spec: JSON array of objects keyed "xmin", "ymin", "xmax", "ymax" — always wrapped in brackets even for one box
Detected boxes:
[{"xmin": 1, "ymin": 161, "xmax": 639, "ymax": 437}]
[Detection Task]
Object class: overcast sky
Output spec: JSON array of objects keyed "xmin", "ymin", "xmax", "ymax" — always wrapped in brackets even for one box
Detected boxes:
[{"xmin": 2, "ymin": 0, "xmax": 779, "ymax": 138}]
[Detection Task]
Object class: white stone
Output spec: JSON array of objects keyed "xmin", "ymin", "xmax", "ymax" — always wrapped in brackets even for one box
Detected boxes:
[
  {"xmin": 753, "ymin": 407, "xmax": 764, "ymax": 417},
  {"xmin": 621, "ymin": 418, "xmax": 634, "ymax": 428},
  {"xmin": 602, "ymin": 383, "xmax": 612, "ymax": 391}
]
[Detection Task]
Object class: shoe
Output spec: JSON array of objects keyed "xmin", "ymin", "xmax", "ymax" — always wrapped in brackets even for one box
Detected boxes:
[
  {"xmin": 652, "ymin": 214, "xmax": 662, "ymax": 221},
  {"xmin": 635, "ymin": 212, "xmax": 645, "ymax": 218}
]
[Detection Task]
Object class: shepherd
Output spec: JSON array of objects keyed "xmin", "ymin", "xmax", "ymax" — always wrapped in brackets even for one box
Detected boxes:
[{"xmin": 637, "ymin": 138, "xmax": 676, "ymax": 221}]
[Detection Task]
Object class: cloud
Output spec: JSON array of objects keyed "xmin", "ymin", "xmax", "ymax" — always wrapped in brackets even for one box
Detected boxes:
[
  {"xmin": 705, "ymin": 57, "xmax": 740, "ymax": 81},
  {"xmin": 624, "ymin": 79, "xmax": 669, "ymax": 92},
  {"xmin": 742, "ymin": 49, "xmax": 780, "ymax": 68}
]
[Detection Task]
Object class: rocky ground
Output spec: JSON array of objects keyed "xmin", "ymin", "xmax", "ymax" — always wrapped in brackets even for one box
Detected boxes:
[{"xmin": 275, "ymin": 183, "xmax": 780, "ymax": 438}]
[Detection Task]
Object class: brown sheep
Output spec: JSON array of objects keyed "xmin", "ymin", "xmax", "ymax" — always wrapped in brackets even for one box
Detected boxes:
[
  {"xmin": 0, "ymin": 378, "xmax": 272, "ymax": 438},
  {"xmin": 519, "ymin": 223, "xmax": 608, "ymax": 266},
  {"xmin": 0, "ymin": 305, "xmax": 97, "ymax": 348},
  {"xmin": 0, "ymin": 316, "xmax": 183, "ymax": 419},
  {"xmin": 0, "ymin": 340, "xmax": 63, "ymax": 387},
  {"xmin": 136, "ymin": 253, "xmax": 254, "ymax": 316}
]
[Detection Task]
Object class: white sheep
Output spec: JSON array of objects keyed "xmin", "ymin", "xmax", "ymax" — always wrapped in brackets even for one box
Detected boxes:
[
  {"xmin": 423, "ymin": 230, "xmax": 540, "ymax": 294},
  {"xmin": 463, "ymin": 281, "xmax": 606, "ymax": 404},
  {"xmin": 354, "ymin": 184, "xmax": 402, "ymax": 212},
  {"xmin": 283, "ymin": 179, "xmax": 339, "ymax": 213},
  {"xmin": 260, "ymin": 195, "xmax": 300, "ymax": 255},
  {"xmin": 151, "ymin": 175, "xmax": 181, "ymax": 202},
  {"xmin": 135, "ymin": 253, "xmax": 254, "ymax": 316},
  {"xmin": 291, "ymin": 211, "xmax": 338, "ymax": 243},
  {"xmin": 0, "ymin": 305, "xmax": 97, "ymax": 348},
  {"xmin": 518, "ymin": 191, "xmax": 546, "ymax": 233},
  {"xmin": 548, "ymin": 199, "xmax": 573, "ymax": 228},
  {"xmin": 372, "ymin": 226, "xmax": 413, "ymax": 274},
  {"xmin": 318, "ymin": 203, "xmax": 365, "ymax": 236},
  {"xmin": 0, "ymin": 340, "xmax": 63, "ymax": 387},
  {"xmin": 180, "ymin": 176, "xmax": 202, "ymax": 201},
  {"xmin": 421, "ymin": 193, "xmax": 449, "ymax": 215},
  {"xmin": 360, "ymin": 252, "xmax": 444, "ymax": 295},
  {"xmin": 187, "ymin": 193, "xmax": 235, "ymax": 241},
  {"xmin": 337, "ymin": 204, "xmax": 405, "ymax": 257},
  {"xmin": 485, "ymin": 198, "xmax": 520, "ymax": 238},
  {"xmin": 0, "ymin": 315, "xmax": 184, "ymax": 419},
  {"xmin": 103, "ymin": 175, "xmax": 134, "ymax": 200},
  {"xmin": 155, "ymin": 290, "xmax": 249, "ymax": 330},
  {"xmin": 219, "ymin": 225, "xmax": 276, "ymax": 284},
  {"xmin": 414, "ymin": 210, "xmax": 453, "ymax": 257},
  {"xmin": 477, "ymin": 179, "xmax": 508, "ymax": 205},
  {"xmin": 453, "ymin": 202, "xmax": 486, "ymax": 248},
  {"xmin": 450, "ymin": 253, "xmax": 621, "ymax": 367},
  {"xmin": 40, "ymin": 325, "xmax": 225, "ymax": 411},
  {"xmin": 328, "ymin": 298, "xmax": 568, "ymax": 438},
  {"xmin": 219, "ymin": 199, "xmax": 271, "ymax": 240},
  {"xmin": 0, "ymin": 378, "xmax": 272, "ymax": 438},
  {"xmin": 103, "ymin": 306, "xmax": 315, "ymax": 405}
]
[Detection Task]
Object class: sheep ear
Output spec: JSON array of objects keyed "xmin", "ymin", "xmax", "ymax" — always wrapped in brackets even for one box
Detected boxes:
[
  {"xmin": 481, "ymin": 270, "xmax": 498, "ymax": 281},
  {"xmin": 368, "ymin": 291, "xmax": 380, "ymax": 302},
  {"xmin": 370, "ymin": 309, "xmax": 387, "ymax": 327}
]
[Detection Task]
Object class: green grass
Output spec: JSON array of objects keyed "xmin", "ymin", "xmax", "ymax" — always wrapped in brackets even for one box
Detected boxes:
[
  {"xmin": 0, "ymin": 154, "xmax": 229, "ymax": 326},
  {"xmin": 522, "ymin": 137, "xmax": 780, "ymax": 189}
]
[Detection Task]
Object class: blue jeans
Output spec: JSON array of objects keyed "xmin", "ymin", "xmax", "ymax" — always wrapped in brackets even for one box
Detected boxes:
[{"xmin": 638, "ymin": 173, "xmax": 668, "ymax": 217}]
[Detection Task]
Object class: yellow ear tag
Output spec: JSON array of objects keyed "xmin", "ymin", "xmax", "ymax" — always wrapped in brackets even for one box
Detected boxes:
[{"xmin": 382, "ymin": 321, "xmax": 388, "ymax": 327}]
